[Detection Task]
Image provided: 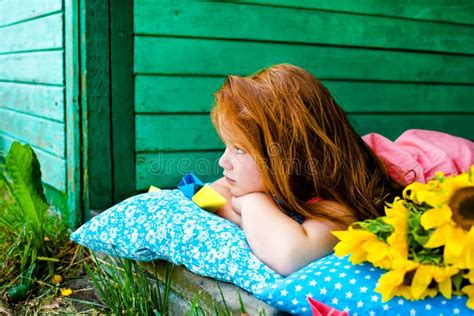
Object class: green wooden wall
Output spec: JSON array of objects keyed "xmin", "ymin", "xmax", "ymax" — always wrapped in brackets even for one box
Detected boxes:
[
  {"xmin": 133, "ymin": 0, "xmax": 474, "ymax": 191},
  {"xmin": 0, "ymin": 0, "xmax": 81, "ymax": 226}
]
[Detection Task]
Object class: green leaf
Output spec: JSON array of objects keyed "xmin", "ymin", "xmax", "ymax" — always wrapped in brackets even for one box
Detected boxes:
[
  {"xmin": 452, "ymin": 271, "xmax": 464, "ymax": 291},
  {"xmin": 4, "ymin": 142, "xmax": 49, "ymax": 236}
]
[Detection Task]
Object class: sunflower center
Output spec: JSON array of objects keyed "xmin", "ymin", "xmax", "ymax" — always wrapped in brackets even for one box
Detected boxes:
[{"xmin": 449, "ymin": 186, "xmax": 474, "ymax": 230}]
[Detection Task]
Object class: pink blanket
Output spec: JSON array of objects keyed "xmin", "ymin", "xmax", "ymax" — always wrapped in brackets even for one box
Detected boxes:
[{"xmin": 363, "ymin": 129, "xmax": 474, "ymax": 185}]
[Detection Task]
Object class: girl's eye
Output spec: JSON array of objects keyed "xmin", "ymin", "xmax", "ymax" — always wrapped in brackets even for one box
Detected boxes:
[{"xmin": 235, "ymin": 146, "xmax": 246, "ymax": 154}]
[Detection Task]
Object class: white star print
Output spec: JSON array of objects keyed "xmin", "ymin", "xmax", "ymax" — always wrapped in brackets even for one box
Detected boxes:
[
  {"xmin": 365, "ymin": 275, "xmax": 371, "ymax": 280},
  {"xmin": 315, "ymin": 271, "xmax": 322, "ymax": 276},
  {"xmin": 410, "ymin": 308, "xmax": 416, "ymax": 315},
  {"xmin": 320, "ymin": 287, "xmax": 327, "ymax": 295},
  {"xmin": 324, "ymin": 276, "xmax": 332, "ymax": 282},
  {"xmin": 369, "ymin": 311, "xmax": 375, "ymax": 316},
  {"xmin": 339, "ymin": 272, "xmax": 347, "ymax": 278},
  {"xmin": 425, "ymin": 304, "xmax": 431, "ymax": 310},
  {"xmin": 360, "ymin": 286, "xmax": 368, "ymax": 293},
  {"xmin": 335, "ymin": 282, "xmax": 342, "ymax": 290},
  {"xmin": 355, "ymin": 269, "xmax": 361, "ymax": 274},
  {"xmin": 295, "ymin": 285, "xmax": 303, "ymax": 292},
  {"xmin": 349, "ymin": 278, "xmax": 357, "ymax": 284},
  {"xmin": 371, "ymin": 295, "xmax": 379, "ymax": 302},
  {"xmin": 309, "ymin": 280, "xmax": 317, "ymax": 286},
  {"xmin": 454, "ymin": 308, "xmax": 460, "ymax": 314},
  {"xmin": 280, "ymin": 289, "xmax": 288, "ymax": 296},
  {"xmin": 329, "ymin": 268, "xmax": 337, "ymax": 273},
  {"xmin": 291, "ymin": 298, "xmax": 299, "ymax": 305},
  {"xmin": 332, "ymin": 297, "xmax": 339, "ymax": 305},
  {"xmin": 398, "ymin": 299, "xmax": 404, "ymax": 305},
  {"xmin": 343, "ymin": 307, "xmax": 350, "ymax": 313},
  {"xmin": 299, "ymin": 275, "xmax": 307, "ymax": 280},
  {"xmin": 307, "ymin": 292, "xmax": 313, "ymax": 298},
  {"xmin": 383, "ymin": 304, "xmax": 389, "ymax": 311},
  {"xmin": 357, "ymin": 301, "xmax": 364, "ymax": 308},
  {"xmin": 277, "ymin": 301, "xmax": 283, "ymax": 306},
  {"xmin": 345, "ymin": 291, "xmax": 353, "ymax": 299},
  {"xmin": 301, "ymin": 307, "xmax": 307, "ymax": 312}
]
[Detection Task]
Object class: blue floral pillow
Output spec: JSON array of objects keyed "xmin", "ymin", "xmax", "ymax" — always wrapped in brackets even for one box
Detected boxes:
[
  {"xmin": 258, "ymin": 253, "xmax": 471, "ymax": 315},
  {"xmin": 70, "ymin": 189, "xmax": 282, "ymax": 294}
]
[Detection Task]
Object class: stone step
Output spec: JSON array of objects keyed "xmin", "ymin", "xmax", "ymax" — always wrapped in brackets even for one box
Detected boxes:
[{"xmin": 143, "ymin": 261, "xmax": 284, "ymax": 315}]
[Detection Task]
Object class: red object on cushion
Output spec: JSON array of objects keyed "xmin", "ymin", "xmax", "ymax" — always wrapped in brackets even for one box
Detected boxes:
[{"xmin": 307, "ymin": 297, "xmax": 349, "ymax": 316}]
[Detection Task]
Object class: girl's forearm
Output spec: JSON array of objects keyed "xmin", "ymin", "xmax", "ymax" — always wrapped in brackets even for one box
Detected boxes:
[{"xmin": 240, "ymin": 193, "xmax": 323, "ymax": 276}]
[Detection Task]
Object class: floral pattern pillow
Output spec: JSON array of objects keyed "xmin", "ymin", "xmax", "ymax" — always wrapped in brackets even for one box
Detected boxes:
[{"xmin": 70, "ymin": 189, "xmax": 282, "ymax": 294}]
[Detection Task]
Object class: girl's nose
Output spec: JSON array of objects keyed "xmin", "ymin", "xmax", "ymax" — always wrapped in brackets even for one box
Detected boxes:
[{"xmin": 218, "ymin": 147, "xmax": 232, "ymax": 170}]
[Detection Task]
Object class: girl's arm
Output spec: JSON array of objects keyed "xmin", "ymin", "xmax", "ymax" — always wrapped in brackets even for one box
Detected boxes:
[
  {"xmin": 210, "ymin": 177, "xmax": 242, "ymax": 226},
  {"xmin": 238, "ymin": 192, "xmax": 350, "ymax": 276}
]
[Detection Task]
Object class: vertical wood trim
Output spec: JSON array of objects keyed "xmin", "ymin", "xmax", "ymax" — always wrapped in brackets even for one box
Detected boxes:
[
  {"xmin": 110, "ymin": 0, "xmax": 135, "ymax": 203},
  {"xmin": 79, "ymin": 0, "xmax": 113, "ymax": 213},
  {"xmin": 64, "ymin": 0, "xmax": 82, "ymax": 227}
]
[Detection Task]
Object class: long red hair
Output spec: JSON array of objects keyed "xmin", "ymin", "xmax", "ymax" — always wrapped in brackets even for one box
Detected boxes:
[{"xmin": 211, "ymin": 64, "xmax": 401, "ymax": 226}]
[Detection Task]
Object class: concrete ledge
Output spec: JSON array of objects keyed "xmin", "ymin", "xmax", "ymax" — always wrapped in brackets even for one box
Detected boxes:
[{"xmin": 143, "ymin": 261, "xmax": 284, "ymax": 315}]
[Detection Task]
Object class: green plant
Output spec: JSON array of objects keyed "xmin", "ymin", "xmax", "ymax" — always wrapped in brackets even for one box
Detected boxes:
[
  {"xmin": 85, "ymin": 252, "xmax": 174, "ymax": 315},
  {"xmin": 0, "ymin": 142, "xmax": 70, "ymax": 301}
]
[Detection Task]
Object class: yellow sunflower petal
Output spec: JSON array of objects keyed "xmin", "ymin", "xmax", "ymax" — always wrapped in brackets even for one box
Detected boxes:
[
  {"xmin": 375, "ymin": 270, "xmax": 406, "ymax": 302},
  {"xmin": 420, "ymin": 205, "xmax": 452, "ymax": 230},
  {"xmin": 424, "ymin": 224, "xmax": 453, "ymax": 248},
  {"xmin": 462, "ymin": 285, "xmax": 474, "ymax": 310},
  {"xmin": 363, "ymin": 239, "xmax": 389, "ymax": 263},
  {"xmin": 445, "ymin": 226, "xmax": 468, "ymax": 259},
  {"xmin": 437, "ymin": 277, "xmax": 452, "ymax": 299},
  {"xmin": 411, "ymin": 265, "xmax": 435, "ymax": 299}
]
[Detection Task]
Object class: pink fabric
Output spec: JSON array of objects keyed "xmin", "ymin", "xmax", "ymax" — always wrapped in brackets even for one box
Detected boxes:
[
  {"xmin": 363, "ymin": 129, "xmax": 474, "ymax": 185},
  {"xmin": 307, "ymin": 297, "xmax": 349, "ymax": 316}
]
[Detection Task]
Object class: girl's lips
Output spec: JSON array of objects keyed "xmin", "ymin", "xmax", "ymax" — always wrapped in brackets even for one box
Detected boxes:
[{"xmin": 224, "ymin": 176, "xmax": 236, "ymax": 183}]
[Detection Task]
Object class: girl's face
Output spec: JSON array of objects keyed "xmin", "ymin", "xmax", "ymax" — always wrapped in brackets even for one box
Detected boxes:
[{"xmin": 218, "ymin": 143, "xmax": 265, "ymax": 197}]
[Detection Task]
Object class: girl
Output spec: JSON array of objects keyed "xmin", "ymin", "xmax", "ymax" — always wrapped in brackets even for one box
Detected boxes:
[{"xmin": 210, "ymin": 63, "xmax": 404, "ymax": 276}]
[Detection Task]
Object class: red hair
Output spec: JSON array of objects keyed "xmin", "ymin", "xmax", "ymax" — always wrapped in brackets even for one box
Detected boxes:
[{"xmin": 211, "ymin": 64, "xmax": 401, "ymax": 226}]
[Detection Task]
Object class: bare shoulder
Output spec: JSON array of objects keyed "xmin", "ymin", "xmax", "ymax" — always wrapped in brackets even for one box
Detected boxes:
[{"xmin": 301, "ymin": 200, "xmax": 356, "ymax": 236}]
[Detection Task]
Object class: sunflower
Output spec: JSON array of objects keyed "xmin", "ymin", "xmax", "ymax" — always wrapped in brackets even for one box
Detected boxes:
[{"xmin": 333, "ymin": 165, "xmax": 474, "ymax": 310}]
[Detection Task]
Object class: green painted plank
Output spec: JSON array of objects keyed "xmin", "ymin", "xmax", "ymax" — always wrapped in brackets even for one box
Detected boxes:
[
  {"xmin": 80, "ymin": 0, "xmax": 112, "ymax": 210},
  {"xmin": 0, "ymin": 13, "xmax": 63, "ymax": 53},
  {"xmin": 65, "ymin": 0, "xmax": 82, "ymax": 226},
  {"xmin": 0, "ymin": 82, "xmax": 64, "ymax": 121},
  {"xmin": 0, "ymin": 0, "xmax": 62, "ymax": 27},
  {"xmin": 213, "ymin": 0, "xmax": 474, "ymax": 26},
  {"xmin": 0, "ymin": 132, "xmax": 66, "ymax": 191},
  {"xmin": 135, "ymin": 75, "xmax": 223, "ymax": 113},
  {"xmin": 134, "ymin": 37, "xmax": 474, "ymax": 84},
  {"xmin": 110, "ymin": 0, "xmax": 135, "ymax": 203},
  {"xmin": 136, "ymin": 114, "xmax": 223, "ymax": 151},
  {"xmin": 326, "ymin": 81, "xmax": 474, "ymax": 113},
  {"xmin": 349, "ymin": 114, "xmax": 474, "ymax": 141},
  {"xmin": 0, "ymin": 108, "xmax": 65, "ymax": 158},
  {"xmin": 0, "ymin": 51, "xmax": 64, "ymax": 84},
  {"xmin": 135, "ymin": 0, "xmax": 474, "ymax": 55},
  {"xmin": 43, "ymin": 184, "xmax": 68, "ymax": 219},
  {"xmin": 135, "ymin": 75, "xmax": 474, "ymax": 113},
  {"xmin": 136, "ymin": 151, "xmax": 223, "ymax": 190}
]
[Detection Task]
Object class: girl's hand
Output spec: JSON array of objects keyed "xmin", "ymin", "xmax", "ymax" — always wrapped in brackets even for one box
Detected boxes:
[
  {"xmin": 231, "ymin": 196, "xmax": 245, "ymax": 215},
  {"xmin": 231, "ymin": 192, "xmax": 268, "ymax": 215}
]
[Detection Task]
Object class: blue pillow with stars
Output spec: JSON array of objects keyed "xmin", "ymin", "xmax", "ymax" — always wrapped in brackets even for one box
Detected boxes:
[{"xmin": 257, "ymin": 253, "xmax": 470, "ymax": 315}]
